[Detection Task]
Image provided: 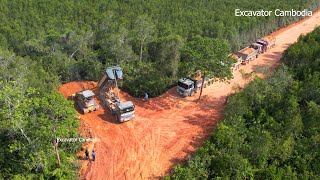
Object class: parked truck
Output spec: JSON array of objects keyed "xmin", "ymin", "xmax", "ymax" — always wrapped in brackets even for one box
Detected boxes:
[
  {"xmin": 237, "ymin": 47, "xmax": 259, "ymax": 65},
  {"xmin": 98, "ymin": 66, "xmax": 135, "ymax": 123},
  {"xmin": 257, "ymin": 35, "xmax": 276, "ymax": 52},
  {"xmin": 250, "ymin": 42, "xmax": 264, "ymax": 54},
  {"xmin": 177, "ymin": 74, "xmax": 214, "ymax": 97},
  {"xmin": 177, "ymin": 78, "xmax": 201, "ymax": 97},
  {"xmin": 229, "ymin": 53, "xmax": 242, "ymax": 71},
  {"xmin": 72, "ymin": 90, "xmax": 99, "ymax": 114}
]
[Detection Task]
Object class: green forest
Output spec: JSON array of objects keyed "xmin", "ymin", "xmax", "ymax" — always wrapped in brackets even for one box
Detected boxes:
[
  {"xmin": 1, "ymin": 0, "xmax": 320, "ymax": 97},
  {"xmin": 0, "ymin": 49, "xmax": 82, "ymax": 179},
  {"xmin": 170, "ymin": 27, "xmax": 320, "ymax": 179},
  {"xmin": 1, "ymin": 0, "xmax": 320, "ymax": 179}
]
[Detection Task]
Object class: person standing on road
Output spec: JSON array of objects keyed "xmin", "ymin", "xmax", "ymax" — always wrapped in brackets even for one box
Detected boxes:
[
  {"xmin": 85, "ymin": 149, "xmax": 89, "ymax": 160},
  {"xmin": 92, "ymin": 150, "xmax": 96, "ymax": 161},
  {"xmin": 144, "ymin": 92, "xmax": 149, "ymax": 102}
]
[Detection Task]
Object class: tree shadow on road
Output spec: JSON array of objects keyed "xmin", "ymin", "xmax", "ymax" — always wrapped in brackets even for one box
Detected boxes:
[{"xmin": 121, "ymin": 87, "xmax": 195, "ymax": 113}]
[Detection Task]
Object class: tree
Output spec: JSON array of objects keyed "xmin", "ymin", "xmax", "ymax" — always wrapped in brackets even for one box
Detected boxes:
[
  {"xmin": 0, "ymin": 49, "xmax": 80, "ymax": 179},
  {"xmin": 152, "ymin": 34, "xmax": 183, "ymax": 77},
  {"xmin": 108, "ymin": 26, "xmax": 137, "ymax": 64},
  {"xmin": 133, "ymin": 14, "xmax": 156, "ymax": 61},
  {"xmin": 182, "ymin": 35, "xmax": 234, "ymax": 99}
]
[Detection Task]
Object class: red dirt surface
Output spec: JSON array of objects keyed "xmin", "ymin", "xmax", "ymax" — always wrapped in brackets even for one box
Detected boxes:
[{"xmin": 58, "ymin": 11, "xmax": 320, "ymax": 180}]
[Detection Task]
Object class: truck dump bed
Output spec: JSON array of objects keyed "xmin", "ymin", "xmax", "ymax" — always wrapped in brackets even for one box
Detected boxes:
[
  {"xmin": 262, "ymin": 35, "xmax": 276, "ymax": 43},
  {"xmin": 229, "ymin": 53, "xmax": 242, "ymax": 70},
  {"xmin": 261, "ymin": 35, "xmax": 276, "ymax": 48},
  {"xmin": 237, "ymin": 47, "xmax": 258, "ymax": 61},
  {"xmin": 240, "ymin": 48, "xmax": 255, "ymax": 54}
]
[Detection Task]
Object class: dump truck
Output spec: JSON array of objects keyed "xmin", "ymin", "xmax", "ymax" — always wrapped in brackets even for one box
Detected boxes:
[
  {"xmin": 250, "ymin": 42, "xmax": 264, "ymax": 54},
  {"xmin": 98, "ymin": 66, "xmax": 135, "ymax": 123},
  {"xmin": 177, "ymin": 73, "xmax": 214, "ymax": 97},
  {"xmin": 229, "ymin": 54, "xmax": 243, "ymax": 71},
  {"xmin": 257, "ymin": 35, "xmax": 276, "ymax": 52},
  {"xmin": 177, "ymin": 78, "xmax": 202, "ymax": 97},
  {"xmin": 237, "ymin": 47, "xmax": 259, "ymax": 65},
  {"xmin": 72, "ymin": 90, "xmax": 99, "ymax": 114}
]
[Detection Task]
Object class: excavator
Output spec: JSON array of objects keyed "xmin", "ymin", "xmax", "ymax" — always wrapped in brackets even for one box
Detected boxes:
[{"xmin": 72, "ymin": 66, "xmax": 135, "ymax": 122}]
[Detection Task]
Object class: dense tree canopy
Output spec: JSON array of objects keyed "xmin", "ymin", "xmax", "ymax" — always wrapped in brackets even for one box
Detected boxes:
[
  {"xmin": 1, "ymin": 0, "xmax": 319, "ymax": 96},
  {"xmin": 169, "ymin": 27, "xmax": 320, "ymax": 179},
  {"xmin": 0, "ymin": 49, "xmax": 81, "ymax": 179}
]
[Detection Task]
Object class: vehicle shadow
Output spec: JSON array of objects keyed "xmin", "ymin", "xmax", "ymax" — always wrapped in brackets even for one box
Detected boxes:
[
  {"xmin": 96, "ymin": 106, "xmax": 122, "ymax": 125},
  {"xmin": 261, "ymin": 51, "xmax": 283, "ymax": 60}
]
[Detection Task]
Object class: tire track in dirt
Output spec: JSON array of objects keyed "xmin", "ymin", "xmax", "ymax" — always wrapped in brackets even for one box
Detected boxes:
[{"xmin": 58, "ymin": 10, "xmax": 320, "ymax": 180}]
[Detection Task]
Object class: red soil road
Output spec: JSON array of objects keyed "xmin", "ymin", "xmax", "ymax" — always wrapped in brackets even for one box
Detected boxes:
[{"xmin": 58, "ymin": 11, "xmax": 320, "ymax": 180}]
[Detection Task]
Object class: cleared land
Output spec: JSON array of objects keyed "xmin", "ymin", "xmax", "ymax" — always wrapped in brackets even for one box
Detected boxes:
[{"xmin": 58, "ymin": 11, "xmax": 320, "ymax": 180}]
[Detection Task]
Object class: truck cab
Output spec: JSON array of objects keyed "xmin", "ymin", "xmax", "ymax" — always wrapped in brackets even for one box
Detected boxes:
[
  {"xmin": 114, "ymin": 101, "xmax": 135, "ymax": 123},
  {"xmin": 250, "ymin": 43, "xmax": 264, "ymax": 54},
  {"xmin": 177, "ymin": 78, "xmax": 196, "ymax": 97},
  {"xmin": 256, "ymin": 39, "xmax": 268, "ymax": 52}
]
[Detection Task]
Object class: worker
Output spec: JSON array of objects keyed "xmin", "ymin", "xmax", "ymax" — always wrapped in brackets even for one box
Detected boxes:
[
  {"xmin": 85, "ymin": 149, "xmax": 89, "ymax": 160},
  {"xmin": 92, "ymin": 150, "xmax": 96, "ymax": 161},
  {"xmin": 144, "ymin": 92, "xmax": 149, "ymax": 102}
]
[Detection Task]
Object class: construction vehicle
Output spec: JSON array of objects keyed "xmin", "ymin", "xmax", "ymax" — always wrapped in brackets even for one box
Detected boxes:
[
  {"xmin": 177, "ymin": 71, "xmax": 214, "ymax": 97},
  {"xmin": 177, "ymin": 78, "xmax": 202, "ymax": 97},
  {"xmin": 98, "ymin": 66, "xmax": 135, "ymax": 123},
  {"xmin": 72, "ymin": 90, "xmax": 99, "ymax": 114},
  {"xmin": 256, "ymin": 35, "xmax": 276, "ymax": 52},
  {"xmin": 250, "ymin": 42, "xmax": 264, "ymax": 54},
  {"xmin": 229, "ymin": 54, "xmax": 243, "ymax": 71},
  {"xmin": 237, "ymin": 47, "xmax": 259, "ymax": 65}
]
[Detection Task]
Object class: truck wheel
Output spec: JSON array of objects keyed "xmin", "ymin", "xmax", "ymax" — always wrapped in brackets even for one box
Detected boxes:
[{"xmin": 82, "ymin": 108, "xmax": 88, "ymax": 114}]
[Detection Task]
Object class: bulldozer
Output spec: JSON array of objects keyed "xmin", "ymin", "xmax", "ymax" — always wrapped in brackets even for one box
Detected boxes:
[{"xmin": 72, "ymin": 89, "xmax": 99, "ymax": 114}]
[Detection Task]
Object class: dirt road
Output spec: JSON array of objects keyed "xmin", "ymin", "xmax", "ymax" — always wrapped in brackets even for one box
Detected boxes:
[{"xmin": 58, "ymin": 11, "xmax": 320, "ymax": 180}]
